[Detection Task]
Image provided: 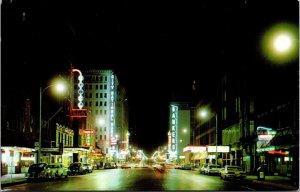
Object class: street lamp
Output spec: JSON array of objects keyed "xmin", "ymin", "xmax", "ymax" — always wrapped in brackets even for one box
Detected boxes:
[
  {"xmin": 38, "ymin": 80, "xmax": 67, "ymax": 163},
  {"xmin": 198, "ymin": 108, "xmax": 218, "ymax": 164},
  {"xmin": 261, "ymin": 22, "xmax": 299, "ymax": 64}
]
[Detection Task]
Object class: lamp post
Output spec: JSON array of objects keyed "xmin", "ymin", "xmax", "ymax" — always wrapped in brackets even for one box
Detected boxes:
[
  {"xmin": 199, "ymin": 108, "xmax": 218, "ymax": 164},
  {"xmin": 38, "ymin": 81, "xmax": 67, "ymax": 163}
]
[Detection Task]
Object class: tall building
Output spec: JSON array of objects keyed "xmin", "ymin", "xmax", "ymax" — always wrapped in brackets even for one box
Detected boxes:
[
  {"xmin": 76, "ymin": 69, "xmax": 128, "ymax": 160},
  {"xmin": 168, "ymin": 102, "xmax": 192, "ymax": 163}
]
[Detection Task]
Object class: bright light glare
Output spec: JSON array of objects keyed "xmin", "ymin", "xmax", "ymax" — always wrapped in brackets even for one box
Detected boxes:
[
  {"xmin": 273, "ymin": 34, "xmax": 292, "ymax": 53},
  {"xmin": 200, "ymin": 110, "xmax": 208, "ymax": 118},
  {"xmin": 97, "ymin": 118, "xmax": 105, "ymax": 125},
  {"xmin": 183, "ymin": 129, "xmax": 187, "ymax": 133},
  {"xmin": 261, "ymin": 22, "xmax": 298, "ymax": 64},
  {"xmin": 55, "ymin": 82, "xmax": 66, "ymax": 94}
]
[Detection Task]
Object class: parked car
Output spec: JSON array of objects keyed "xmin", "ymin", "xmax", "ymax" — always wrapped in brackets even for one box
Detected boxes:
[
  {"xmin": 219, "ymin": 167, "xmax": 225, "ymax": 176},
  {"xmin": 121, "ymin": 164, "xmax": 132, "ymax": 169},
  {"xmin": 104, "ymin": 162, "xmax": 117, "ymax": 169},
  {"xmin": 25, "ymin": 163, "xmax": 48, "ymax": 181},
  {"xmin": 220, "ymin": 165, "xmax": 246, "ymax": 180},
  {"xmin": 68, "ymin": 162, "xmax": 86, "ymax": 175},
  {"xmin": 199, "ymin": 163, "xmax": 208, "ymax": 174},
  {"xmin": 42, "ymin": 163, "xmax": 68, "ymax": 179},
  {"xmin": 82, "ymin": 163, "xmax": 93, "ymax": 173},
  {"xmin": 205, "ymin": 164, "xmax": 221, "ymax": 175},
  {"xmin": 181, "ymin": 163, "xmax": 193, "ymax": 170}
]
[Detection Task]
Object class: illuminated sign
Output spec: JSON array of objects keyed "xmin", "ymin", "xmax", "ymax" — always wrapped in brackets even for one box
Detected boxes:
[
  {"xmin": 258, "ymin": 135, "xmax": 273, "ymax": 140},
  {"xmin": 111, "ymin": 137, "xmax": 117, "ymax": 145},
  {"xmin": 170, "ymin": 105, "xmax": 178, "ymax": 153},
  {"xmin": 256, "ymin": 146, "xmax": 276, "ymax": 153},
  {"xmin": 72, "ymin": 69, "xmax": 84, "ymax": 109},
  {"xmin": 79, "ymin": 129, "xmax": 95, "ymax": 135},
  {"xmin": 207, "ymin": 146, "xmax": 216, "ymax": 152},
  {"xmin": 257, "ymin": 126, "xmax": 277, "ymax": 149},
  {"xmin": 70, "ymin": 109, "xmax": 87, "ymax": 117},
  {"xmin": 269, "ymin": 150, "xmax": 289, "ymax": 155},
  {"xmin": 183, "ymin": 146, "xmax": 206, "ymax": 153},
  {"xmin": 217, "ymin": 146, "xmax": 230, "ymax": 152},
  {"xmin": 207, "ymin": 146, "xmax": 230, "ymax": 152},
  {"xmin": 110, "ymin": 73, "xmax": 115, "ymax": 141}
]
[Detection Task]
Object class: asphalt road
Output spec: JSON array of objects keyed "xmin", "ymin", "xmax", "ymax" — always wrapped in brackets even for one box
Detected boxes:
[{"xmin": 2, "ymin": 168, "xmax": 287, "ymax": 191}]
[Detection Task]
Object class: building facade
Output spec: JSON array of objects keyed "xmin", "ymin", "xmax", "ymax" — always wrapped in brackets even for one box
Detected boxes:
[
  {"xmin": 168, "ymin": 102, "xmax": 191, "ymax": 164},
  {"xmin": 76, "ymin": 69, "xmax": 128, "ymax": 162}
]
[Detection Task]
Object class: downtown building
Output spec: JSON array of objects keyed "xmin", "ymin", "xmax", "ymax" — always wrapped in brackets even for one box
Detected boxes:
[
  {"xmin": 73, "ymin": 69, "xmax": 129, "ymax": 163},
  {"xmin": 168, "ymin": 102, "xmax": 192, "ymax": 164}
]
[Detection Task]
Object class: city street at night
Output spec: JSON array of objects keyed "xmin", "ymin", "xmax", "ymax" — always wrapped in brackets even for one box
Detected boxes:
[
  {"xmin": 2, "ymin": 167, "xmax": 295, "ymax": 191},
  {"xmin": 2, "ymin": 0, "xmax": 299, "ymax": 191}
]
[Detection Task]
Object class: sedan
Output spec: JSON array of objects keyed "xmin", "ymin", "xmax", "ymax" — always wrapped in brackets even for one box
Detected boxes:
[
  {"xmin": 220, "ymin": 165, "xmax": 246, "ymax": 180},
  {"xmin": 42, "ymin": 163, "xmax": 68, "ymax": 179}
]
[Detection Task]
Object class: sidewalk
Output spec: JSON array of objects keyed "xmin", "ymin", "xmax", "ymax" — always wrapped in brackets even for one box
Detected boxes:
[
  {"xmin": 1, "ymin": 173, "xmax": 27, "ymax": 188},
  {"xmin": 246, "ymin": 175, "xmax": 299, "ymax": 190}
]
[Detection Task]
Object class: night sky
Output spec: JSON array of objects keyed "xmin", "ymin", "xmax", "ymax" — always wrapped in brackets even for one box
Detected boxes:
[{"xmin": 2, "ymin": 0, "xmax": 299, "ymax": 155}]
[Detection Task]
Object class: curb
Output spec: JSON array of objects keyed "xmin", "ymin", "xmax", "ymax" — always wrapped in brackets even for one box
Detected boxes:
[{"xmin": 1, "ymin": 180, "xmax": 27, "ymax": 189}]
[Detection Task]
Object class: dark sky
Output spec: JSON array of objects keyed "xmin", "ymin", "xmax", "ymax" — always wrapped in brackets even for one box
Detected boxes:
[{"xmin": 2, "ymin": 0, "xmax": 299, "ymax": 155}]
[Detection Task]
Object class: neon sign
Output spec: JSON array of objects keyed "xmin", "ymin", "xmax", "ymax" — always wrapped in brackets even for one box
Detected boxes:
[
  {"xmin": 110, "ymin": 73, "xmax": 115, "ymax": 142},
  {"xmin": 72, "ymin": 69, "xmax": 84, "ymax": 109},
  {"xmin": 170, "ymin": 105, "xmax": 178, "ymax": 153}
]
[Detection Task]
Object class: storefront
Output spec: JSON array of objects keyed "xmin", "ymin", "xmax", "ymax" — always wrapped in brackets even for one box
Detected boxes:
[
  {"xmin": 1, "ymin": 146, "xmax": 36, "ymax": 175},
  {"xmin": 63, "ymin": 147, "xmax": 90, "ymax": 167}
]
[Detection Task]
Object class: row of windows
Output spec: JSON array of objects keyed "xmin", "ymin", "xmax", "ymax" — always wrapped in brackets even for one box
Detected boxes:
[
  {"xmin": 84, "ymin": 101, "xmax": 107, "ymax": 107},
  {"xmin": 99, "ymin": 135, "xmax": 107, "ymax": 141},
  {"xmin": 96, "ymin": 127, "xmax": 107, "ymax": 131},
  {"xmin": 57, "ymin": 132, "xmax": 73, "ymax": 147},
  {"xmin": 84, "ymin": 92, "xmax": 108, "ymax": 99},
  {"xmin": 84, "ymin": 75, "xmax": 108, "ymax": 82},
  {"xmin": 95, "ymin": 110, "xmax": 107, "ymax": 115},
  {"xmin": 74, "ymin": 84, "xmax": 108, "ymax": 91}
]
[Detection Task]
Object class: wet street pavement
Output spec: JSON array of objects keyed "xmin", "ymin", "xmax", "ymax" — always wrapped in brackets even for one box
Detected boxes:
[{"xmin": 2, "ymin": 168, "xmax": 291, "ymax": 191}]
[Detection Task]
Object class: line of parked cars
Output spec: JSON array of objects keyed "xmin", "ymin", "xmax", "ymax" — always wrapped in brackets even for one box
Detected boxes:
[
  {"xmin": 25, "ymin": 162, "xmax": 94, "ymax": 181},
  {"xmin": 68, "ymin": 162, "xmax": 93, "ymax": 175},
  {"xmin": 199, "ymin": 163, "xmax": 246, "ymax": 180},
  {"xmin": 25, "ymin": 163, "xmax": 68, "ymax": 181}
]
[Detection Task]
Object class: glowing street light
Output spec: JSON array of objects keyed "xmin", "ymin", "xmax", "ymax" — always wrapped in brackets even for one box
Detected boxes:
[
  {"xmin": 261, "ymin": 22, "xmax": 299, "ymax": 64},
  {"xmin": 38, "ymin": 79, "xmax": 67, "ymax": 163},
  {"xmin": 198, "ymin": 108, "xmax": 218, "ymax": 164}
]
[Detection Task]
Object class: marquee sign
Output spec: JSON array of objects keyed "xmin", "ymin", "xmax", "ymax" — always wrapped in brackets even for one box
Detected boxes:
[
  {"xmin": 79, "ymin": 129, "xmax": 95, "ymax": 135},
  {"xmin": 183, "ymin": 146, "xmax": 206, "ymax": 153},
  {"xmin": 70, "ymin": 109, "xmax": 87, "ymax": 117}
]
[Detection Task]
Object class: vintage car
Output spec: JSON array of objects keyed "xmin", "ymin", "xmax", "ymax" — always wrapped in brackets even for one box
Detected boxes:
[
  {"xmin": 25, "ymin": 163, "xmax": 48, "ymax": 181},
  {"xmin": 41, "ymin": 163, "xmax": 68, "ymax": 179},
  {"xmin": 220, "ymin": 165, "xmax": 246, "ymax": 180},
  {"xmin": 82, "ymin": 163, "xmax": 93, "ymax": 173},
  {"xmin": 68, "ymin": 162, "xmax": 86, "ymax": 175},
  {"xmin": 199, "ymin": 163, "xmax": 208, "ymax": 174},
  {"xmin": 205, "ymin": 164, "xmax": 221, "ymax": 175}
]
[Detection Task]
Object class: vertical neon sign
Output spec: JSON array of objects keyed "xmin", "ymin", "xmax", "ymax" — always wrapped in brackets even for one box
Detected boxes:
[
  {"xmin": 171, "ymin": 105, "xmax": 178, "ymax": 153},
  {"xmin": 72, "ymin": 69, "xmax": 84, "ymax": 109},
  {"xmin": 110, "ymin": 72, "xmax": 115, "ymax": 141}
]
